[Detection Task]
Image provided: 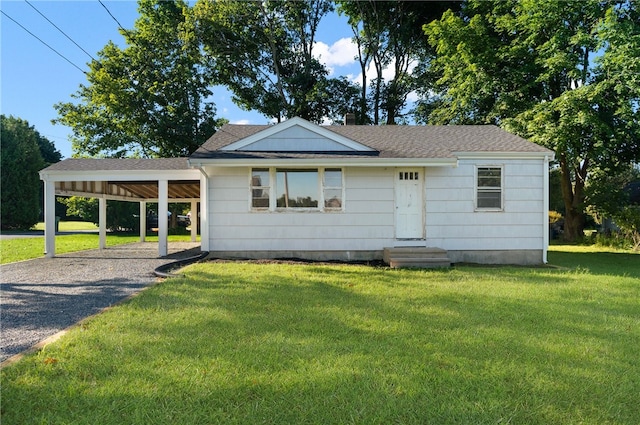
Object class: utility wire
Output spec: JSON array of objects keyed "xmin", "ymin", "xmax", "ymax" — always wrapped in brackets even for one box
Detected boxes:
[
  {"xmin": 24, "ymin": 0, "xmax": 97, "ymax": 62},
  {"xmin": 98, "ymin": 0, "xmax": 128, "ymax": 35},
  {"xmin": 0, "ymin": 9, "xmax": 86, "ymax": 74}
]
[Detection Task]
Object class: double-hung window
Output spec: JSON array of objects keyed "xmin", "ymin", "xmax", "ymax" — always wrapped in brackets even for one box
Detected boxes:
[
  {"xmin": 323, "ymin": 168, "xmax": 343, "ymax": 209},
  {"xmin": 251, "ymin": 167, "xmax": 343, "ymax": 211},
  {"xmin": 476, "ymin": 166, "xmax": 503, "ymax": 210},
  {"xmin": 251, "ymin": 168, "xmax": 270, "ymax": 209}
]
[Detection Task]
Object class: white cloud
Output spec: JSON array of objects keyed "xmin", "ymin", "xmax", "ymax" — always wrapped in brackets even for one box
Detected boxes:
[
  {"xmin": 314, "ymin": 37, "xmax": 358, "ymax": 75},
  {"xmin": 231, "ymin": 119, "xmax": 250, "ymax": 125},
  {"xmin": 406, "ymin": 90, "xmax": 419, "ymax": 103},
  {"xmin": 352, "ymin": 59, "xmax": 418, "ymax": 87}
]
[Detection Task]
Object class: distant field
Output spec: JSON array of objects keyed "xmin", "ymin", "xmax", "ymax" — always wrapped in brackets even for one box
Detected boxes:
[{"xmin": 32, "ymin": 221, "xmax": 98, "ymax": 231}]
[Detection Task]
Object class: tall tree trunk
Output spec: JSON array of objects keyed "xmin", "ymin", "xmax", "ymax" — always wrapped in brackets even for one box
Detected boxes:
[{"xmin": 559, "ymin": 154, "xmax": 587, "ymax": 241}]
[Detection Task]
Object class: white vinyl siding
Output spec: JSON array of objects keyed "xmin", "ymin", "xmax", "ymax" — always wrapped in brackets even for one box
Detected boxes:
[
  {"xmin": 425, "ymin": 160, "xmax": 545, "ymax": 251},
  {"xmin": 208, "ymin": 167, "xmax": 395, "ymax": 252},
  {"xmin": 206, "ymin": 159, "xmax": 546, "ymax": 257}
]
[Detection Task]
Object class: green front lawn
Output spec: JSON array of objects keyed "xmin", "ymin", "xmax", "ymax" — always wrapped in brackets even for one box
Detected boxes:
[{"xmin": 2, "ymin": 246, "xmax": 638, "ymax": 424}]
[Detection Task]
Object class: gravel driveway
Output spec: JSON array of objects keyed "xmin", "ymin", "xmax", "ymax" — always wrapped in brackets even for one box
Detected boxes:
[{"xmin": 0, "ymin": 242, "xmax": 201, "ymax": 363}]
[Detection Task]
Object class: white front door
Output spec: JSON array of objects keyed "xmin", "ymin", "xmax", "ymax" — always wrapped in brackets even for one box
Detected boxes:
[{"xmin": 395, "ymin": 168, "xmax": 424, "ymax": 239}]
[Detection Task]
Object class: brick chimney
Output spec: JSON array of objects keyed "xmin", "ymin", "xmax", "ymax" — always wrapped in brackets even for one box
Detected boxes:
[{"xmin": 344, "ymin": 113, "xmax": 356, "ymax": 125}]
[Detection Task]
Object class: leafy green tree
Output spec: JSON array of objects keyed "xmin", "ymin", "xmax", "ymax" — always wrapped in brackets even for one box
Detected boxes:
[
  {"xmin": 338, "ymin": 1, "xmax": 459, "ymax": 125},
  {"xmin": 1, "ymin": 115, "xmax": 46, "ymax": 230},
  {"xmin": 587, "ymin": 165, "xmax": 640, "ymax": 250},
  {"xmin": 420, "ymin": 0, "xmax": 640, "ymax": 241},
  {"xmin": 55, "ymin": 0, "xmax": 225, "ymax": 158},
  {"xmin": 59, "ymin": 197, "xmax": 140, "ymax": 232},
  {"xmin": 194, "ymin": 0, "xmax": 356, "ymax": 124}
]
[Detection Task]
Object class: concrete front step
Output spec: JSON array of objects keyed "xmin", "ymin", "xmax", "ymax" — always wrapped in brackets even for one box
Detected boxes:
[{"xmin": 384, "ymin": 247, "xmax": 451, "ymax": 269}]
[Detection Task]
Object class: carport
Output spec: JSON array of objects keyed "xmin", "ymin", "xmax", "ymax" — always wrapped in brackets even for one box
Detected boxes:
[{"xmin": 39, "ymin": 158, "xmax": 205, "ymax": 258}]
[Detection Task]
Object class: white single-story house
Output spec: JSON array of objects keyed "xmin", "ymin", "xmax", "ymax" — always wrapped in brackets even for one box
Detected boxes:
[{"xmin": 40, "ymin": 117, "xmax": 554, "ymax": 265}]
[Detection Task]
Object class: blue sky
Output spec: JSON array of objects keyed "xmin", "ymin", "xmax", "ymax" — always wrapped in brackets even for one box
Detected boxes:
[{"xmin": 1, "ymin": 1, "xmax": 360, "ymax": 159}]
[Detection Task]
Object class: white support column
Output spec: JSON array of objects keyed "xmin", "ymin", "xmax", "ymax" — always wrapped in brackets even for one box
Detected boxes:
[
  {"xmin": 44, "ymin": 180, "xmax": 56, "ymax": 257},
  {"xmin": 99, "ymin": 197, "xmax": 107, "ymax": 250},
  {"xmin": 158, "ymin": 179, "xmax": 169, "ymax": 257},
  {"xmin": 199, "ymin": 169, "xmax": 209, "ymax": 252},
  {"xmin": 139, "ymin": 201, "xmax": 147, "ymax": 242},
  {"xmin": 190, "ymin": 200, "xmax": 198, "ymax": 242},
  {"xmin": 542, "ymin": 155, "xmax": 550, "ymax": 264}
]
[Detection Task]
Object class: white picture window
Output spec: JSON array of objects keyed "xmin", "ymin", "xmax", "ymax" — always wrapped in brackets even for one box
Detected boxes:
[
  {"xmin": 276, "ymin": 169, "xmax": 319, "ymax": 208},
  {"xmin": 251, "ymin": 168, "xmax": 343, "ymax": 211},
  {"xmin": 476, "ymin": 167, "xmax": 503, "ymax": 210}
]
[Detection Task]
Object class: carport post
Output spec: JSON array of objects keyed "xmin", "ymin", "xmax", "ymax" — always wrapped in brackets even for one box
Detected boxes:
[
  {"xmin": 44, "ymin": 180, "xmax": 56, "ymax": 257},
  {"xmin": 158, "ymin": 179, "xmax": 168, "ymax": 257},
  {"xmin": 99, "ymin": 197, "xmax": 107, "ymax": 250},
  {"xmin": 190, "ymin": 200, "xmax": 197, "ymax": 242},
  {"xmin": 139, "ymin": 201, "xmax": 147, "ymax": 242}
]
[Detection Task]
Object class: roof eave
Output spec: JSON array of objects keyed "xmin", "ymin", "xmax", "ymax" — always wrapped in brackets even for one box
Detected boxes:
[
  {"xmin": 188, "ymin": 157, "xmax": 458, "ymax": 168},
  {"xmin": 453, "ymin": 151, "xmax": 555, "ymax": 160},
  {"xmin": 40, "ymin": 168, "xmax": 201, "ymax": 182}
]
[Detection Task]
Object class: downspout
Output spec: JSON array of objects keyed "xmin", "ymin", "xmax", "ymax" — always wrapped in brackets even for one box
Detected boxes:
[
  {"xmin": 195, "ymin": 164, "xmax": 210, "ymax": 253},
  {"xmin": 543, "ymin": 155, "xmax": 550, "ymax": 264}
]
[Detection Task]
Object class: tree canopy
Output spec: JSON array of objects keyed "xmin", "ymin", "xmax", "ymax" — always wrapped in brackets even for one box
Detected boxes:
[
  {"xmin": 420, "ymin": 0, "xmax": 640, "ymax": 240},
  {"xmin": 337, "ymin": 1, "xmax": 459, "ymax": 125},
  {"xmin": 194, "ymin": 0, "xmax": 358, "ymax": 124},
  {"xmin": 55, "ymin": 0, "xmax": 226, "ymax": 158},
  {"xmin": 50, "ymin": 0, "xmax": 639, "ymax": 243},
  {"xmin": 1, "ymin": 115, "xmax": 58, "ymax": 230}
]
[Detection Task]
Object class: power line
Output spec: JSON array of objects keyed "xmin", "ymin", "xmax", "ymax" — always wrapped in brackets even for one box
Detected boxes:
[
  {"xmin": 24, "ymin": 0, "xmax": 97, "ymax": 62},
  {"xmin": 0, "ymin": 9, "xmax": 86, "ymax": 74},
  {"xmin": 98, "ymin": 0, "xmax": 128, "ymax": 34}
]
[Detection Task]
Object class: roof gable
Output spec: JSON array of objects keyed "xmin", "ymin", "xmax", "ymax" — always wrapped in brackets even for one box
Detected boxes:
[{"xmin": 220, "ymin": 117, "xmax": 376, "ymax": 153}]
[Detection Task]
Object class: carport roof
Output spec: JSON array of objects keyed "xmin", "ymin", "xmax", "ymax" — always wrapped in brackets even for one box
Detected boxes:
[
  {"xmin": 40, "ymin": 158, "xmax": 200, "ymax": 202},
  {"xmin": 43, "ymin": 157, "xmax": 191, "ymax": 172}
]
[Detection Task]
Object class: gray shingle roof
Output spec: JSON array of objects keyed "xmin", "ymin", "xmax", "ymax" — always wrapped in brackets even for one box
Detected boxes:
[
  {"xmin": 191, "ymin": 124, "xmax": 552, "ymax": 159},
  {"xmin": 42, "ymin": 124, "xmax": 553, "ymax": 174}
]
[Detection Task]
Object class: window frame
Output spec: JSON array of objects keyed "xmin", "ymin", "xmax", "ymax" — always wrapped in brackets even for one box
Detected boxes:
[
  {"xmin": 475, "ymin": 165, "xmax": 504, "ymax": 211},
  {"xmin": 250, "ymin": 168, "xmax": 271, "ymax": 210},
  {"xmin": 322, "ymin": 168, "xmax": 344, "ymax": 210},
  {"xmin": 250, "ymin": 167, "xmax": 344, "ymax": 212}
]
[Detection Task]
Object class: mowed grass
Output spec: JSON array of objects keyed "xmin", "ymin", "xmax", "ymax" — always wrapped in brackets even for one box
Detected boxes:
[
  {"xmin": 1, "ymin": 247, "xmax": 638, "ymax": 424},
  {"xmin": 32, "ymin": 221, "xmax": 99, "ymax": 231}
]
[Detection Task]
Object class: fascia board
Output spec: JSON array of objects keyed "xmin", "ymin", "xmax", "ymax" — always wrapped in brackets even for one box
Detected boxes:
[
  {"xmin": 189, "ymin": 157, "xmax": 457, "ymax": 168},
  {"xmin": 454, "ymin": 151, "xmax": 555, "ymax": 160},
  {"xmin": 40, "ymin": 168, "xmax": 201, "ymax": 182},
  {"xmin": 220, "ymin": 117, "xmax": 376, "ymax": 152}
]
